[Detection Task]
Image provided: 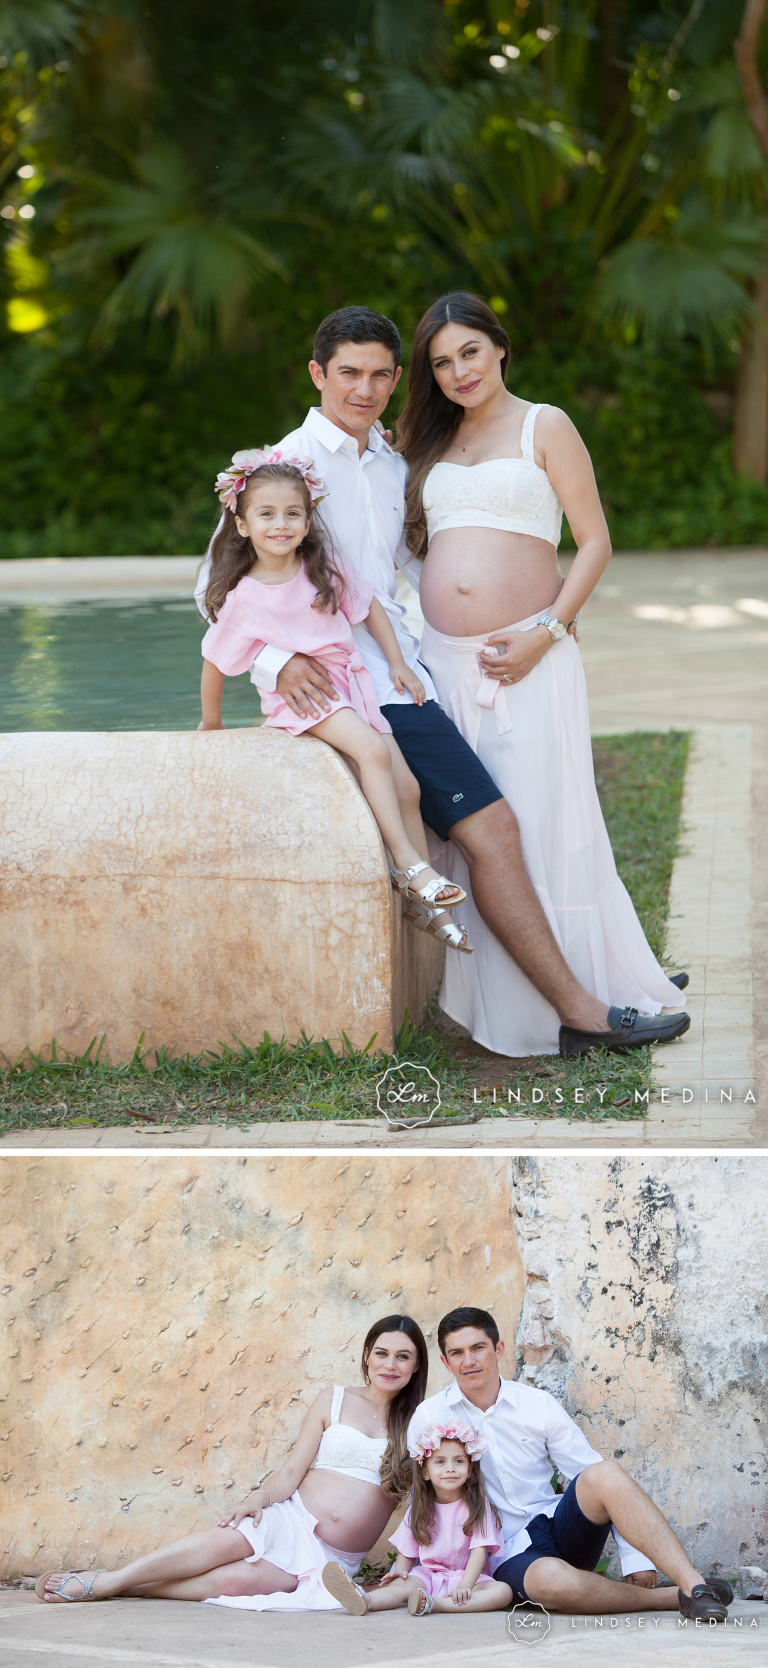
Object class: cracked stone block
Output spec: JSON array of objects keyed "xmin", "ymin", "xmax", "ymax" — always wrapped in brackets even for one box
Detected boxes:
[
  {"xmin": 0, "ymin": 729, "xmax": 442, "ymax": 1061},
  {"xmin": 737, "ymin": 1566, "xmax": 768, "ymax": 1599}
]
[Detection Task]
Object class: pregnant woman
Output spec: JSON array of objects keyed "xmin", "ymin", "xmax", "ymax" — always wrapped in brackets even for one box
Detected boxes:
[
  {"xmin": 38, "ymin": 1314, "xmax": 427, "ymax": 1611},
  {"xmin": 396, "ymin": 291, "xmax": 688, "ymax": 1058}
]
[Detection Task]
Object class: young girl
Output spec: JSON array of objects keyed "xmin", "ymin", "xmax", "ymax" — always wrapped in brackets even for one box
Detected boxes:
[
  {"xmin": 322, "ymin": 1422, "xmax": 513, "ymax": 1617},
  {"xmin": 198, "ymin": 448, "xmax": 472, "ymax": 951}
]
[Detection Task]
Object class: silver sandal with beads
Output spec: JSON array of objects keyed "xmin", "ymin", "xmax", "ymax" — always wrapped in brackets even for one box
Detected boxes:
[{"xmin": 35, "ymin": 1569, "xmax": 106, "ymax": 1603}]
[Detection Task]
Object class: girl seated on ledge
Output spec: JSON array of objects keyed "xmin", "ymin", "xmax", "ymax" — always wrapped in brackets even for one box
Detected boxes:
[{"xmin": 197, "ymin": 449, "xmax": 472, "ymax": 955}]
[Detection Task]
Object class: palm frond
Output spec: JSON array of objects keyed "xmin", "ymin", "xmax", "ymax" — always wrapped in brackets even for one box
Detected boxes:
[
  {"xmin": 593, "ymin": 202, "xmax": 768, "ymax": 341},
  {"xmin": 70, "ymin": 145, "xmax": 282, "ymax": 362}
]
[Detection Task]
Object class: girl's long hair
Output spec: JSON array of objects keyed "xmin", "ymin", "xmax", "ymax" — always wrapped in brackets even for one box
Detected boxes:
[
  {"xmin": 396, "ymin": 292, "xmax": 512, "ymax": 562},
  {"xmin": 361, "ymin": 1314, "xmax": 428, "ymax": 1501},
  {"xmin": 408, "ymin": 1443, "xmax": 500, "ymax": 1547},
  {"xmin": 204, "ymin": 462, "xmax": 345, "ymax": 621}
]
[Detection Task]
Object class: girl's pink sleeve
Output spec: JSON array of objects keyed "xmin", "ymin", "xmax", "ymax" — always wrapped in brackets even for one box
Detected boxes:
[
  {"xmin": 389, "ymin": 1506, "xmax": 420, "ymax": 1561},
  {"xmin": 335, "ymin": 562, "xmax": 375, "ymax": 626},
  {"xmin": 201, "ymin": 590, "xmax": 266, "ymax": 677},
  {"xmin": 468, "ymin": 1505, "xmax": 502, "ymax": 1554}
]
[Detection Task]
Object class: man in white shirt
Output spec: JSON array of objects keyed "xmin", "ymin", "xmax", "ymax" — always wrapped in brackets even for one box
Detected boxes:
[
  {"xmin": 407, "ymin": 1306, "xmax": 732, "ymax": 1621},
  {"xmin": 196, "ymin": 306, "xmax": 687, "ymax": 1053}
]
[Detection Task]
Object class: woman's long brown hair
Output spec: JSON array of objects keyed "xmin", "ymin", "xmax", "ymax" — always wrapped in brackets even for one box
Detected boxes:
[
  {"xmin": 204, "ymin": 462, "xmax": 345, "ymax": 621},
  {"xmin": 408, "ymin": 1442, "xmax": 501, "ymax": 1547},
  {"xmin": 396, "ymin": 292, "xmax": 512, "ymax": 562},
  {"xmin": 361, "ymin": 1315, "xmax": 428, "ymax": 1502}
]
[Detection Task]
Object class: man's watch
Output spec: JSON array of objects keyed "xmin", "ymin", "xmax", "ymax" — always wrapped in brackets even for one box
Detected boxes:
[{"xmin": 537, "ymin": 614, "xmax": 567, "ymax": 642}]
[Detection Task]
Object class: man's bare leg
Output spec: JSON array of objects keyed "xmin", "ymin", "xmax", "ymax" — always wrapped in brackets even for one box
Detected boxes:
[
  {"xmin": 574, "ymin": 1460, "xmax": 706, "ymax": 1594},
  {"xmin": 449, "ymin": 799, "xmax": 612, "ymax": 1032},
  {"xmin": 524, "ymin": 1559, "xmax": 680, "ymax": 1614}
]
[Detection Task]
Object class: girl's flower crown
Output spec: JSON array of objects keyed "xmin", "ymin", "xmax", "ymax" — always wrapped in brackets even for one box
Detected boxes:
[
  {"xmin": 214, "ymin": 446, "xmax": 327, "ymax": 515},
  {"xmin": 409, "ymin": 1421, "xmax": 487, "ymax": 1465}
]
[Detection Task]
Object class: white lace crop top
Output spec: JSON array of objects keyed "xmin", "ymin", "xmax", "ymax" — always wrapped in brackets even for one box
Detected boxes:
[
  {"xmin": 310, "ymin": 1386, "xmax": 388, "ymax": 1487},
  {"xmin": 423, "ymin": 403, "xmax": 563, "ymax": 549}
]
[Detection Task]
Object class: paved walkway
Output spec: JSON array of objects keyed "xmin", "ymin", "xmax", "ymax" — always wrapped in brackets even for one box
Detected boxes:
[
  {"xmin": 0, "ymin": 1591, "xmax": 762, "ymax": 1666},
  {"xmin": 1, "ymin": 550, "xmax": 765, "ymax": 1149}
]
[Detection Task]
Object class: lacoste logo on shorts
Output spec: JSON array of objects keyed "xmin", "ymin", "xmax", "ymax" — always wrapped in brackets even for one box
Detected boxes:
[{"xmin": 453, "ymin": 793, "xmax": 464, "ymax": 802}]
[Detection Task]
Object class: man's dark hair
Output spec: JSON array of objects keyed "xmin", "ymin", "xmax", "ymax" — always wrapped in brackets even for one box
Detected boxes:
[
  {"xmin": 438, "ymin": 1306, "xmax": 500, "ymax": 1356},
  {"xmin": 312, "ymin": 305, "xmax": 402, "ymax": 374}
]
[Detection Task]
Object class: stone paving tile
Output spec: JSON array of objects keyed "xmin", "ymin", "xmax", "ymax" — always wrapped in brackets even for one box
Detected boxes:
[{"xmin": 0, "ymin": 1593, "xmax": 762, "ymax": 1666}]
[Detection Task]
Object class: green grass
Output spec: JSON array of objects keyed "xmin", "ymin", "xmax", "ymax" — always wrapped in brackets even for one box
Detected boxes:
[{"xmin": 0, "ymin": 731, "xmax": 689, "ymax": 1133}]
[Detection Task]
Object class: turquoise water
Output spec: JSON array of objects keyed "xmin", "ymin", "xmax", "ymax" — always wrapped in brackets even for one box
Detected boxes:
[{"xmin": 0, "ymin": 599, "xmax": 262, "ymax": 731}]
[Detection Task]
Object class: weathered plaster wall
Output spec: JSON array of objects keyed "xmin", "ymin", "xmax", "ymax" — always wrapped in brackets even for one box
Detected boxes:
[
  {"xmin": 512, "ymin": 1156, "xmax": 768, "ymax": 1577},
  {"xmin": 0, "ymin": 729, "xmax": 442, "ymax": 1061},
  {"xmin": 0, "ymin": 1155, "xmax": 521, "ymax": 1578}
]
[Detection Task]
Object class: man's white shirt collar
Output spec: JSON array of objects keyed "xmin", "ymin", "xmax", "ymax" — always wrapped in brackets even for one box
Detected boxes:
[{"xmin": 304, "ymin": 403, "xmax": 392, "ymax": 458}]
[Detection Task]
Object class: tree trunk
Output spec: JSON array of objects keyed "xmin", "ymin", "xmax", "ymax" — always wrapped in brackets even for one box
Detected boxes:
[{"xmin": 734, "ymin": 267, "xmax": 768, "ymax": 482}]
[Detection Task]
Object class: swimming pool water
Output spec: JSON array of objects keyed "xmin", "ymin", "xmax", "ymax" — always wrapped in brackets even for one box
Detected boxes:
[{"xmin": 0, "ymin": 599, "xmax": 263, "ymax": 731}]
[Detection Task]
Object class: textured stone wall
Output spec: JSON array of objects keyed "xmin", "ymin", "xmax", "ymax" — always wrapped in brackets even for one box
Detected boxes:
[
  {"xmin": 512, "ymin": 1156, "xmax": 768, "ymax": 1577},
  {"xmin": 0, "ymin": 1155, "xmax": 521, "ymax": 1578},
  {"xmin": 0, "ymin": 729, "xmax": 442, "ymax": 1062}
]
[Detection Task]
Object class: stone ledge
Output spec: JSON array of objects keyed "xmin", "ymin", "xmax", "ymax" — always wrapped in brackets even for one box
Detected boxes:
[{"xmin": 0, "ymin": 727, "xmax": 442, "ymax": 1062}]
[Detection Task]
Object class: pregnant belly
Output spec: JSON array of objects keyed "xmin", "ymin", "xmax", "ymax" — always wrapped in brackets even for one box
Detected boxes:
[
  {"xmin": 420, "ymin": 528, "xmax": 564, "ymax": 636},
  {"xmin": 298, "ymin": 1469, "xmax": 393, "ymax": 1553}
]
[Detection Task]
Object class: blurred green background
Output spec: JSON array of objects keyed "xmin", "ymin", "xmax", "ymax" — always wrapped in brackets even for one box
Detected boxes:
[{"xmin": 1, "ymin": 0, "xmax": 767, "ymax": 558}]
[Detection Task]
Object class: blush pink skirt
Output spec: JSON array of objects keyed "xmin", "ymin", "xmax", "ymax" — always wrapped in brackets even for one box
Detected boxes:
[
  {"xmin": 204, "ymin": 1490, "xmax": 361, "ymax": 1612},
  {"xmin": 410, "ymin": 1563, "xmax": 496, "ymax": 1600},
  {"xmin": 260, "ymin": 648, "xmax": 392, "ymax": 738},
  {"xmin": 420, "ymin": 615, "xmax": 685, "ymax": 1058}
]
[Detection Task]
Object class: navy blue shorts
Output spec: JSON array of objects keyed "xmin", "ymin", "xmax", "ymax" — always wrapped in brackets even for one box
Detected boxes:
[
  {"xmin": 494, "ymin": 1479, "xmax": 611, "ymax": 1601},
  {"xmin": 380, "ymin": 695, "xmax": 503, "ymax": 842}
]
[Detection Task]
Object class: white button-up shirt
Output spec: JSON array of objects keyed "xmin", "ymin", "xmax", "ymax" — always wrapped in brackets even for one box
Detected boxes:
[
  {"xmin": 194, "ymin": 406, "xmax": 434, "ymax": 710},
  {"xmin": 408, "ymin": 1377, "xmax": 653, "ymax": 1577}
]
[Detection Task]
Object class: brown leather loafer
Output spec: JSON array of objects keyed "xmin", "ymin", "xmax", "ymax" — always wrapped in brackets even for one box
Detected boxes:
[
  {"xmin": 559, "ymin": 1005, "xmax": 690, "ymax": 1057},
  {"xmin": 678, "ymin": 1583, "xmax": 728, "ymax": 1621}
]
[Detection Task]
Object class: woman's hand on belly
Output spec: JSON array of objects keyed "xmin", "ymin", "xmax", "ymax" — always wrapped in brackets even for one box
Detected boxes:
[{"xmin": 478, "ymin": 623, "xmax": 553, "ymax": 685}]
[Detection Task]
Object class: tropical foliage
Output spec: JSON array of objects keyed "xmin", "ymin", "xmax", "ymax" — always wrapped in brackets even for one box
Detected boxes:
[{"xmin": 1, "ymin": 0, "xmax": 767, "ymax": 556}]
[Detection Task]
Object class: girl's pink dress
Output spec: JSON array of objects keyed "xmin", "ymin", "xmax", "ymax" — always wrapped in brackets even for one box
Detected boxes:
[
  {"xmin": 201, "ymin": 563, "xmax": 391, "ymax": 737},
  {"xmin": 390, "ymin": 1499, "xmax": 501, "ymax": 1599}
]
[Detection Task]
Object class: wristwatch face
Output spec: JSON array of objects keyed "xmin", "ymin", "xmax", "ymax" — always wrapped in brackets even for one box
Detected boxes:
[{"xmin": 547, "ymin": 617, "xmax": 566, "ymax": 640}]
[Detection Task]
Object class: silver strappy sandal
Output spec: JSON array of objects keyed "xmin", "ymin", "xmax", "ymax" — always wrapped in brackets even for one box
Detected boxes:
[
  {"xmin": 403, "ymin": 900, "xmax": 474, "ymax": 955},
  {"xmin": 390, "ymin": 860, "xmax": 467, "ymax": 911},
  {"xmin": 35, "ymin": 1568, "xmax": 106, "ymax": 1603},
  {"xmin": 321, "ymin": 1560, "xmax": 369, "ymax": 1614},
  {"xmin": 408, "ymin": 1587, "xmax": 435, "ymax": 1615}
]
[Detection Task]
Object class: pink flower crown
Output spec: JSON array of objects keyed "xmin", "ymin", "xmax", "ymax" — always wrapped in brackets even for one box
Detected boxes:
[
  {"xmin": 214, "ymin": 446, "xmax": 327, "ymax": 515},
  {"xmin": 409, "ymin": 1421, "xmax": 487, "ymax": 1465}
]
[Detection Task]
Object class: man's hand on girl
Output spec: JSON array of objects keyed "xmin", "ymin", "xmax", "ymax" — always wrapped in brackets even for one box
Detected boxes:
[
  {"xmin": 479, "ymin": 627, "xmax": 552, "ymax": 685},
  {"xmin": 391, "ymin": 662, "xmax": 426, "ymax": 704},
  {"xmin": 275, "ymin": 653, "xmax": 339, "ymax": 719}
]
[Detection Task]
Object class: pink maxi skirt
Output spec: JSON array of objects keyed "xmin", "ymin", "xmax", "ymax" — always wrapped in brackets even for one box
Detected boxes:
[
  {"xmin": 420, "ymin": 614, "xmax": 686, "ymax": 1058},
  {"xmin": 204, "ymin": 1490, "xmax": 361, "ymax": 1612}
]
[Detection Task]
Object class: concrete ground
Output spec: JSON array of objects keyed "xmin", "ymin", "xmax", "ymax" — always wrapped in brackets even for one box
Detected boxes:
[
  {"xmin": 0, "ymin": 1589, "xmax": 763, "ymax": 1667},
  {"xmin": 1, "ymin": 549, "xmax": 765, "ymax": 1150}
]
